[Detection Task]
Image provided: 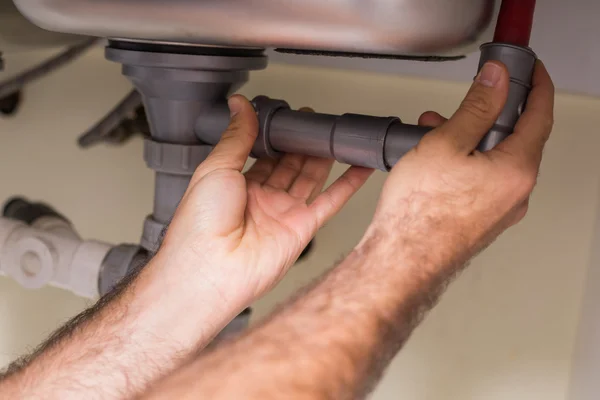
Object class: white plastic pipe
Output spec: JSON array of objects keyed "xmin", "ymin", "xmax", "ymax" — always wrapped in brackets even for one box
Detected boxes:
[{"xmin": 0, "ymin": 216, "xmax": 111, "ymax": 299}]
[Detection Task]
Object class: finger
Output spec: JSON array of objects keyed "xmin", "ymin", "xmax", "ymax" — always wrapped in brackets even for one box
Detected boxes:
[
  {"xmin": 418, "ymin": 111, "xmax": 447, "ymax": 128},
  {"xmin": 288, "ymin": 157, "xmax": 336, "ymax": 201},
  {"xmin": 245, "ymin": 158, "xmax": 278, "ymax": 184},
  {"xmin": 494, "ymin": 61, "xmax": 555, "ymax": 165},
  {"xmin": 310, "ymin": 167, "xmax": 374, "ymax": 227},
  {"xmin": 191, "ymin": 95, "xmax": 258, "ymax": 184},
  {"xmin": 263, "ymin": 154, "xmax": 308, "ymax": 191},
  {"xmin": 426, "ymin": 61, "xmax": 510, "ymax": 154}
]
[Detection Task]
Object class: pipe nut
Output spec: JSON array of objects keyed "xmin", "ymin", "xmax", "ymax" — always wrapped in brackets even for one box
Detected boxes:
[
  {"xmin": 98, "ymin": 244, "xmax": 146, "ymax": 296},
  {"xmin": 144, "ymin": 140, "xmax": 213, "ymax": 176},
  {"xmin": 251, "ymin": 96, "xmax": 290, "ymax": 159},
  {"xmin": 141, "ymin": 216, "xmax": 166, "ymax": 253}
]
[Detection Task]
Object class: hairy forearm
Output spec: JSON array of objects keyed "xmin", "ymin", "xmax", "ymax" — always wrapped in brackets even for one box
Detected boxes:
[
  {"xmin": 0, "ymin": 250, "xmax": 247, "ymax": 400},
  {"xmin": 143, "ymin": 222, "xmax": 468, "ymax": 400}
]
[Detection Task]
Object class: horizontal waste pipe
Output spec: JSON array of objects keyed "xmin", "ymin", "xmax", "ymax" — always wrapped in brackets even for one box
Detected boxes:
[{"xmin": 195, "ymin": 97, "xmax": 432, "ymax": 171}]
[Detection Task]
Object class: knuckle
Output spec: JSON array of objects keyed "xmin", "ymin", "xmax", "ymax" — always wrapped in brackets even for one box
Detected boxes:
[
  {"xmin": 323, "ymin": 190, "xmax": 339, "ymax": 210},
  {"xmin": 222, "ymin": 116, "xmax": 258, "ymax": 143},
  {"xmin": 223, "ymin": 133, "xmax": 246, "ymax": 147},
  {"xmin": 520, "ymin": 170, "xmax": 537, "ymax": 193},
  {"xmin": 224, "ymin": 118, "xmax": 245, "ymax": 136},
  {"xmin": 548, "ymin": 79, "xmax": 556, "ymax": 96},
  {"xmin": 512, "ymin": 201, "xmax": 530, "ymax": 225},
  {"xmin": 542, "ymin": 116, "xmax": 555, "ymax": 137},
  {"xmin": 340, "ymin": 174, "xmax": 359, "ymax": 192},
  {"xmin": 192, "ymin": 164, "xmax": 213, "ymax": 180},
  {"xmin": 211, "ymin": 150, "xmax": 241, "ymax": 168},
  {"xmin": 510, "ymin": 168, "xmax": 537, "ymax": 199},
  {"xmin": 520, "ymin": 200, "xmax": 530, "ymax": 216},
  {"xmin": 461, "ymin": 91, "xmax": 495, "ymax": 121}
]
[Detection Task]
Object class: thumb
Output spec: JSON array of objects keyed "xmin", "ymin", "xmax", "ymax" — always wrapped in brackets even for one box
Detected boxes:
[
  {"xmin": 428, "ymin": 61, "xmax": 509, "ymax": 154},
  {"xmin": 191, "ymin": 95, "xmax": 258, "ymax": 184}
]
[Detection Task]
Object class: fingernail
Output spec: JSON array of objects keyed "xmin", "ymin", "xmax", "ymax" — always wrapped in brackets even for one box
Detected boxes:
[
  {"xmin": 228, "ymin": 96, "xmax": 242, "ymax": 117},
  {"xmin": 476, "ymin": 62, "xmax": 502, "ymax": 88}
]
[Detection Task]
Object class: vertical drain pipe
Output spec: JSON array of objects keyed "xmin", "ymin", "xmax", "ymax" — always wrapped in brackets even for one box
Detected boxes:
[
  {"xmin": 476, "ymin": 0, "xmax": 538, "ymax": 152},
  {"xmin": 494, "ymin": 0, "xmax": 537, "ymax": 47}
]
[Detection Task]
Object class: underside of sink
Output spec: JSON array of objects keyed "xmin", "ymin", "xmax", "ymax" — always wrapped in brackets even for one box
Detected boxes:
[
  {"xmin": 0, "ymin": 1, "xmax": 85, "ymax": 51},
  {"xmin": 14, "ymin": 0, "xmax": 495, "ymax": 56}
]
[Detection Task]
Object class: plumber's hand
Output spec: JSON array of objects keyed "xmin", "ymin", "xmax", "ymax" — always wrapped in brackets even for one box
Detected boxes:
[
  {"xmin": 364, "ymin": 61, "xmax": 554, "ymax": 276},
  {"xmin": 160, "ymin": 95, "xmax": 373, "ymax": 302}
]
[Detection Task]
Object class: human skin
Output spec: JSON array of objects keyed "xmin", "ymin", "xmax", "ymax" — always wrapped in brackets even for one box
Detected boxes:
[
  {"xmin": 0, "ymin": 98, "xmax": 373, "ymax": 400},
  {"xmin": 141, "ymin": 60, "xmax": 555, "ymax": 400}
]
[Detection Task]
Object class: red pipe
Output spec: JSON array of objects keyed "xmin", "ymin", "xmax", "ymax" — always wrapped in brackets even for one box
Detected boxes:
[{"xmin": 493, "ymin": 0, "xmax": 537, "ymax": 47}]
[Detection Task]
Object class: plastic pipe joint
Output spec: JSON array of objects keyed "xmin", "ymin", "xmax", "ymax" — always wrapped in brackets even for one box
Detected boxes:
[
  {"xmin": 196, "ymin": 97, "xmax": 431, "ymax": 171},
  {"xmin": 0, "ymin": 215, "xmax": 111, "ymax": 298}
]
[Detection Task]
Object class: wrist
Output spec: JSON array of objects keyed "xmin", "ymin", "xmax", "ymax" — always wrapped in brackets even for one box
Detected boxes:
[
  {"xmin": 356, "ymin": 213, "xmax": 466, "ymax": 283},
  {"xmin": 124, "ymin": 248, "xmax": 250, "ymax": 350},
  {"xmin": 347, "ymin": 225, "xmax": 459, "ymax": 335},
  {"xmin": 364, "ymin": 189, "xmax": 491, "ymax": 274}
]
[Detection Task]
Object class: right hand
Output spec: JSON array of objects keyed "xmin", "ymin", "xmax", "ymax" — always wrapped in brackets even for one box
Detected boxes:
[
  {"xmin": 157, "ymin": 96, "xmax": 372, "ymax": 306},
  {"xmin": 364, "ymin": 60, "xmax": 554, "ymax": 271}
]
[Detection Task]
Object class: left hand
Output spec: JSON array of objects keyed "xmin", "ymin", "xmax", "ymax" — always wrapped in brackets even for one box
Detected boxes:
[
  {"xmin": 158, "ymin": 95, "xmax": 373, "ymax": 302},
  {"xmin": 363, "ymin": 61, "xmax": 554, "ymax": 276}
]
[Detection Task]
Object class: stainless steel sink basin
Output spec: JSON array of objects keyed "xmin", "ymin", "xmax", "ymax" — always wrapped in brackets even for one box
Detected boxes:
[
  {"xmin": 14, "ymin": 0, "xmax": 495, "ymax": 55},
  {"xmin": 1, "ymin": 0, "xmax": 85, "ymax": 52}
]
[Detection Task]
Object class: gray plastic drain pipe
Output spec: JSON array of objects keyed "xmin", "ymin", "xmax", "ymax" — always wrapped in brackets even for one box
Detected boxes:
[
  {"xmin": 196, "ymin": 97, "xmax": 432, "ymax": 171},
  {"xmin": 196, "ymin": 44, "xmax": 536, "ymax": 171}
]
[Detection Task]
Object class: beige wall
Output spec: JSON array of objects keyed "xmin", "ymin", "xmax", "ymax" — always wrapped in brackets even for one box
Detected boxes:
[{"xmin": 1, "ymin": 47, "xmax": 598, "ymax": 399}]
